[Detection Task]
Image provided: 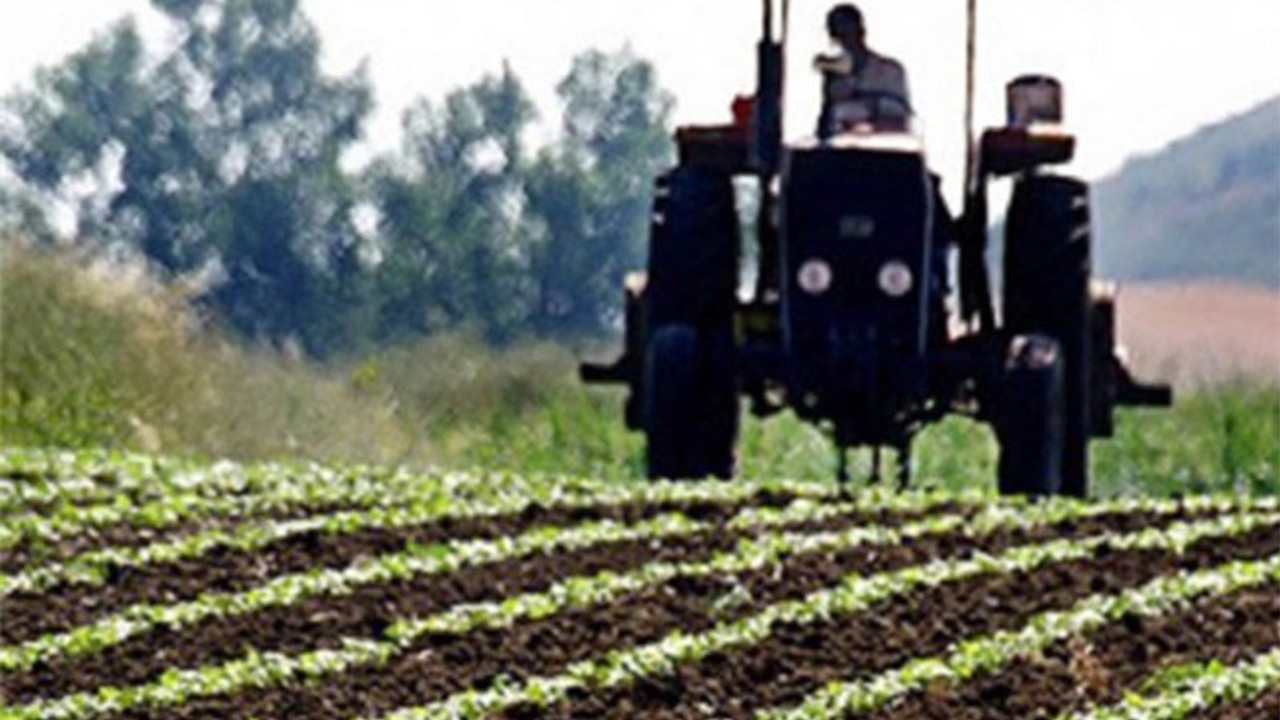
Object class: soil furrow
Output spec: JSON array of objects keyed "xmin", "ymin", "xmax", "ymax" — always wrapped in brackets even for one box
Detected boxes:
[
  {"xmin": 0, "ymin": 496, "xmax": 800, "ymax": 645},
  {"xmin": 0, "ymin": 487, "xmax": 795, "ymax": 573},
  {"xmin": 0, "ymin": 498, "xmax": 385, "ymax": 574},
  {"xmin": 95, "ymin": 510, "xmax": 1193, "ymax": 720},
  {"xmin": 0, "ymin": 511, "xmax": 863, "ymax": 702},
  {"xmin": 857, "ymin": 585, "xmax": 1280, "ymax": 720},
  {"xmin": 516, "ymin": 523, "xmax": 1280, "ymax": 720}
]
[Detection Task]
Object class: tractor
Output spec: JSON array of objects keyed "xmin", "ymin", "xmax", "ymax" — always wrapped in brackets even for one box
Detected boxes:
[{"xmin": 581, "ymin": 0, "xmax": 1171, "ymax": 497}]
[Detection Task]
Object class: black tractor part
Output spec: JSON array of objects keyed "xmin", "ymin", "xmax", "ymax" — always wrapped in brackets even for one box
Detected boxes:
[
  {"xmin": 1003, "ymin": 175, "xmax": 1092, "ymax": 498},
  {"xmin": 781, "ymin": 145, "xmax": 933, "ymax": 433},
  {"xmin": 643, "ymin": 166, "xmax": 741, "ymax": 480},
  {"xmin": 998, "ymin": 334, "xmax": 1065, "ymax": 497},
  {"xmin": 644, "ymin": 324, "xmax": 739, "ymax": 479},
  {"xmin": 646, "ymin": 167, "xmax": 740, "ymax": 330}
]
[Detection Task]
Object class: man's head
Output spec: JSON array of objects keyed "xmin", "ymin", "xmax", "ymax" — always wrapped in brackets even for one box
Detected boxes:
[{"xmin": 826, "ymin": 4, "xmax": 866, "ymax": 49}]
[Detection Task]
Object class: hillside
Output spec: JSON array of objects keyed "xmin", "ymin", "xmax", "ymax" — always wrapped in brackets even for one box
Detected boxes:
[{"xmin": 1091, "ymin": 97, "xmax": 1280, "ymax": 288}]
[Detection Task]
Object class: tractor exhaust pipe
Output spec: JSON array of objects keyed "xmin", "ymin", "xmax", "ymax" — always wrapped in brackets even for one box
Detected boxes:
[{"xmin": 753, "ymin": 0, "xmax": 786, "ymax": 177}]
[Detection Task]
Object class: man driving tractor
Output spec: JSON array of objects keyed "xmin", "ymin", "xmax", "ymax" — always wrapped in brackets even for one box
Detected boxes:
[
  {"xmin": 816, "ymin": 3, "xmax": 912, "ymax": 136},
  {"xmin": 582, "ymin": 0, "xmax": 1173, "ymax": 497}
]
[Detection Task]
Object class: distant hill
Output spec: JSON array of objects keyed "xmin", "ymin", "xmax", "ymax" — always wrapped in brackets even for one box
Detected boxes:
[{"xmin": 1091, "ymin": 97, "xmax": 1280, "ymax": 288}]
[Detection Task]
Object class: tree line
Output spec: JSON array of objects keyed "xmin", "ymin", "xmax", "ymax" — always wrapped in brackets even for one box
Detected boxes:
[{"xmin": 0, "ymin": 0, "xmax": 675, "ymax": 356}]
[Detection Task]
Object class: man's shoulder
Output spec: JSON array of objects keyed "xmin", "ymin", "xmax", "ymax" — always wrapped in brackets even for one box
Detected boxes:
[
  {"xmin": 866, "ymin": 50, "xmax": 905, "ymax": 74},
  {"xmin": 864, "ymin": 50, "xmax": 908, "ymax": 90}
]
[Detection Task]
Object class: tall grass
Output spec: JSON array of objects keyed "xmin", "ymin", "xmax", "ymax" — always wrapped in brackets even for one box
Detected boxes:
[
  {"xmin": 1, "ymin": 244, "xmax": 1275, "ymax": 495},
  {"xmin": 0, "ymin": 245, "xmax": 407, "ymax": 464}
]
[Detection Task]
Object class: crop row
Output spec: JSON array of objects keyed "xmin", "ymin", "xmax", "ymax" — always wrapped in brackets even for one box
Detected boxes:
[
  {"xmin": 0, "ymin": 452, "xmax": 387, "ymax": 515},
  {"xmin": 1, "ymin": 474, "xmax": 427, "ymax": 553},
  {"xmin": 0, "ymin": 449, "xmax": 187, "ymax": 511},
  {"xmin": 755, "ymin": 551, "xmax": 1280, "ymax": 719},
  {"xmin": 2, "ymin": 499, "xmax": 834, "ymax": 671},
  {"xmin": 0, "ymin": 451, "xmax": 489, "ymax": 512},
  {"xmin": 5, "ymin": 450, "xmax": 959, "ymax": 553},
  {"xmin": 5, "ymin": 475, "xmax": 1255, "ymax": 599},
  {"xmin": 392, "ymin": 511, "xmax": 1277, "ymax": 720},
  {"xmin": 0, "ymin": 492, "xmax": 1245, "ymax": 675},
  {"xmin": 7, "ymin": 448, "xmax": 1278, "ymax": 553},
  {"xmin": 1062, "ymin": 646, "xmax": 1280, "ymax": 720},
  {"xmin": 0, "ymin": 447, "xmax": 831, "ymax": 517},
  {"xmin": 7, "ymin": 509, "xmax": 1269, "ymax": 720},
  {"xmin": 0, "ymin": 474, "xmax": 977, "ymax": 597}
]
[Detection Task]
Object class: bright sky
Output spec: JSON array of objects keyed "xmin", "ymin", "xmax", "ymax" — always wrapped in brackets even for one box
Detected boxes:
[{"xmin": 2, "ymin": 0, "xmax": 1278, "ymax": 192}]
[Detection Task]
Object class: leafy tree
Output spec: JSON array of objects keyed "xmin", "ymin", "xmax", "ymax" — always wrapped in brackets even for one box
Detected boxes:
[
  {"xmin": 525, "ymin": 48, "xmax": 675, "ymax": 338},
  {"xmin": 0, "ymin": 19, "xmax": 148, "ymax": 245},
  {"xmin": 368, "ymin": 62, "xmax": 538, "ymax": 343},
  {"xmin": 1, "ymin": 0, "xmax": 374, "ymax": 355},
  {"xmin": 369, "ymin": 49, "xmax": 674, "ymax": 343},
  {"xmin": 3, "ymin": 5, "xmax": 676, "ymax": 353}
]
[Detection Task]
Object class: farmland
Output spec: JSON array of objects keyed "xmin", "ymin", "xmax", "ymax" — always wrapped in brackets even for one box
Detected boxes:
[{"xmin": 1, "ymin": 449, "xmax": 1277, "ymax": 720}]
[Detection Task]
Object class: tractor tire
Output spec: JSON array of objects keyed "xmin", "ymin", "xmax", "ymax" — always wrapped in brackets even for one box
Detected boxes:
[
  {"xmin": 646, "ymin": 167, "xmax": 739, "ymax": 330},
  {"xmin": 1003, "ymin": 175, "xmax": 1092, "ymax": 498},
  {"xmin": 997, "ymin": 334, "xmax": 1065, "ymax": 497},
  {"xmin": 644, "ymin": 324, "xmax": 739, "ymax": 480}
]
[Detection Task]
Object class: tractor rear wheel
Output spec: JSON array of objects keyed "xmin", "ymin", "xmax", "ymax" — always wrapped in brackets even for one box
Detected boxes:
[
  {"xmin": 1003, "ymin": 175, "xmax": 1092, "ymax": 497},
  {"xmin": 644, "ymin": 324, "xmax": 738, "ymax": 480},
  {"xmin": 997, "ymin": 334, "xmax": 1065, "ymax": 497},
  {"xmin": 642, "ymin": 164, "xmax": 740, "ymax": 480}
]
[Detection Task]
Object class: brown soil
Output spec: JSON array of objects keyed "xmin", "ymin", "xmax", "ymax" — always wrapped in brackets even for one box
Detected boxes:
[
  {"xmin": 0, "ymin": 495, "xmax": 789, "ymax": 645},
  {"xmin": 0, "ymin": 497, "xmax": 384, "ymax": 574},
  {"xmin": 1116, "ymin": 282, "xmax": 1280, "ymax": 386},
  {"xmin": 521, "ymin": 523, "xmax": 1278, "ymax": 720},
  {"xmin": 856, "ymin": 584, "xmax": 1280, "ymax": 719},
  {"xmin": 1, "ymin": 511, "xmax": 868, "ymax": 703},
  {"xmin": 94, "ymin": 510, "xmax": 1210, "ymax": 720}
]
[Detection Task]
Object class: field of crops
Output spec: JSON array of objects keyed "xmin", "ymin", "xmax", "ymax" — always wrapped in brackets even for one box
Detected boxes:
[{"xmin": 0, "ymin": 449, "xmax": 1277, "ymax": 720}]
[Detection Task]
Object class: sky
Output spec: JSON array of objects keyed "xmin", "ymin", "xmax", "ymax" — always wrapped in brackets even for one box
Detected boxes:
[{"xmin": 1, "ymin": 0, "xmax": 1278, "ymax": 194}]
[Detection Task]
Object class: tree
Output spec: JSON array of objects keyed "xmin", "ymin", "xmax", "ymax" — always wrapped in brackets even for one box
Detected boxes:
[
  {"xmin": 0, "ymin": 0, "xmax": 375, "ymax": 355},
  {"xmin": 524, "ymin": 48, "xmax": 675, "ymax": 338},
  {"xmin": 368, "ymin": 63, "xmax": 538, "ymax": 343},
  {"xmin": 368, "ymin": 49, "xmax": 674, "ymax": 344},
  {"xmin": 3, "ymin": 6, "xmax": 677, "ymax": 353},
  {"xmin": 0, "ymin": 19, "xmax": 148, "ymax": 245}
]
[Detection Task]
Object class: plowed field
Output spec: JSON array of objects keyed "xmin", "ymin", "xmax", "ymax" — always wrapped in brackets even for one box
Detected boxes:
[{"xmin": 2, "ymin": 449, "xmax": 1277, "ymax": 720}]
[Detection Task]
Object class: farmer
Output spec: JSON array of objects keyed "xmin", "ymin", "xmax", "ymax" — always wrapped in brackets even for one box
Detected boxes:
[{"xmin": 815, "ymin": 3, "xmax": 912, "ymax": 137}]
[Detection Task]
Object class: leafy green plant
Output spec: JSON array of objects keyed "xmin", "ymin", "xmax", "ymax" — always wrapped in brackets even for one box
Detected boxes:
[
  {"xmin": 1061, "ymin": 646, "xmax": 1280, "ymax": 720},
  {"xmin": 367, "ymin": 512, "xmax": 1279, "ymax": 720},
  {"xmin": 757, "ymin": 553, "xmax": 1280, "ymax": 719}
]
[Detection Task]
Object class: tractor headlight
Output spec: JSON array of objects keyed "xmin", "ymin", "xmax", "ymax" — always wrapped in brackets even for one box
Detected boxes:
[
  {"xmin": 877, "ymin": 260, "xmax": 914, "ymax": 298},
  {"xmin": 797, "ymin": 259, "xmax": 834, "ymax": 296}
]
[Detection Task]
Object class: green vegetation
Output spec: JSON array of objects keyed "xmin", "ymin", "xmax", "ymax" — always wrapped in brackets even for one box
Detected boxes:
[
  {"xmin": 1065, "ymin": 646, "xmax": 1280, "ymax": 720},
  {"xmin": 1, "ymin": 449, "xmax": 1274, "ymax": 720},
  {"xmin": 6, "ymin": 491, "xmax": 1248, "ymax": 720},
  {"xmin": 380, "ymin": 513, "xmax": 1278, "ymax": 720},
  {"xmin": 0, "ymin": 0, "xmax": 672, "ymax": 356},
  {"xmin": 3, "ymin": 246, "xmax": 1277, "ymax": 496},
  {"xmin": 0, "ymin": 246, "xmax": 407, "ymax": 464},
  {"xmin": 763, "ymin": 553, "xmax": 1280, "ymax": 720}
]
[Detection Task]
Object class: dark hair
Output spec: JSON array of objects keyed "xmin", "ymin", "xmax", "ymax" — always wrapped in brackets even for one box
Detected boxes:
[{"xmin": 826, "ymin": 4, "xmax": 864, "ymax": 37}]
